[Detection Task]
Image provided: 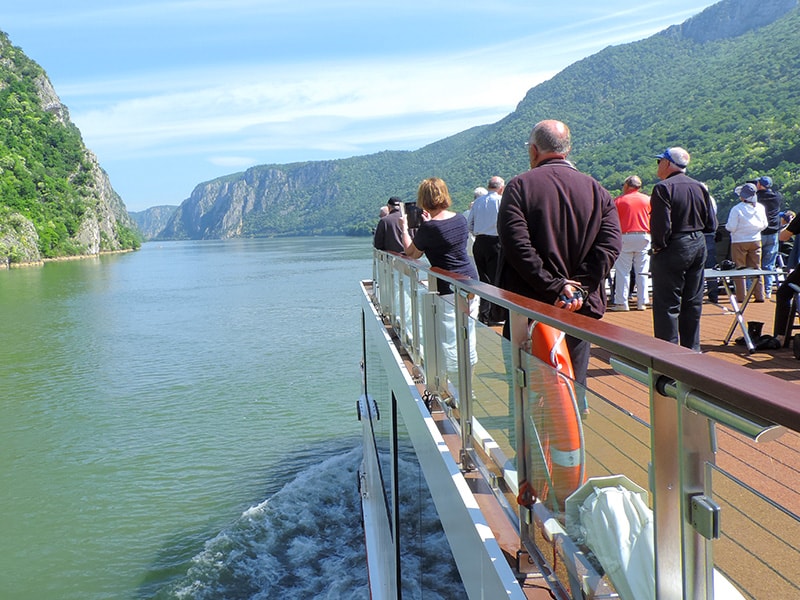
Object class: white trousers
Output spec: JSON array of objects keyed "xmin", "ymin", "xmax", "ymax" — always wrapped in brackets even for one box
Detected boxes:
[
  {"xmin": 439, "ymin": 294, "xmax": 479, "ymax": 373},
  {"xmin": 613, "ymin": 233, "xmax": 651, "ymax": 308}
]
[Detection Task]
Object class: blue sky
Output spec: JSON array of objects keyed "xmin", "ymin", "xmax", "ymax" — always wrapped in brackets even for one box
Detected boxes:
[{"xmin": 3, "ymin": 1, "xmax": 718, "ymax": 212}]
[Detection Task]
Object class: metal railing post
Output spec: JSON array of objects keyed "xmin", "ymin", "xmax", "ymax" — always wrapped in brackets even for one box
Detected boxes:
[
  {"xmin": 509, "ymin": 309, "xmax": 533, "ymax": 535},
  {"xmin": 455, "ymin": 287, "xmax": 474, "ymax": 468},
  {"xmin": 651, "ymin": 372, "xmax": 717, "ymax": 599},
  {"xmin": 421, "ymin": 289, "xmax": 443, "ymax": 398}
]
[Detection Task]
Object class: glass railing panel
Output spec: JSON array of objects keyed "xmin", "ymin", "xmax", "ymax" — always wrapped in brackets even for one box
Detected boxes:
[
  {"xmin": 414, "ymin": 284, "xmax": 426, "ymax": 363},
  {"xmin": 394, "ymin": 414, "xmax": 467, "ymax": 598},
  {"xmin": 709, "ymin": 464, "xmax": 800, "ymax": 599},
  {"xmin": 400, "ymin": 269, "xmax": 414, "ymax": 345},
  {"xmin": 581, "ymin": 391, "xmax": 651, "ymax": 502},
  {"xmin": 470, "ymin": 322, "xmax": 516, "ymax": 473},
  {"xmin": 520, "ymin": 346, "xmax": 587, "ymax": 514},
  {"xmin": 432, "ymin": 293, "xmax": 458, "ymax": 401},
  {"xmin": 364, "ymin": 332, "xmax": 394, "ymax": 521},
  {"xmin": 520, "ymin": 347, "xmax": 652, "ymax": 514}
]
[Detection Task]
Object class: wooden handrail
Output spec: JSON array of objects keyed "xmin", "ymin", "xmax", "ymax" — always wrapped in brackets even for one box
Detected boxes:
[{"xmin": 384, "ymin": 252, "xmax": 800, "ymax": 432}]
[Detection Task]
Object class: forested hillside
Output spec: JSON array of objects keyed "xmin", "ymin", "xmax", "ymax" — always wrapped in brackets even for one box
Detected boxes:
[
  {"xmin": 0, "ymin": 32, "xmax": 140, "ymax": 264},
  {"xmin": 161, "ymin": 0, "xmax": 799, "ymax": 240}
]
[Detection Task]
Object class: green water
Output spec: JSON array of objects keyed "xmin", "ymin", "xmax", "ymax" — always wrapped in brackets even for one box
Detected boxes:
[{"xmin": 0, "ymin": 237, "xmax": 373, "ymax": 599}]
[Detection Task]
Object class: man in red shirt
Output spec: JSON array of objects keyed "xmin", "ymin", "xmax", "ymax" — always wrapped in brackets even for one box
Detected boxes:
[{"xmin": 609, "ymin": 176, "xmax": 651, "ymax": 311}]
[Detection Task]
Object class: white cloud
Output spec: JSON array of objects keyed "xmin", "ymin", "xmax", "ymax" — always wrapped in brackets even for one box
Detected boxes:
[{"xmin": 5, "ymin": 0, "xmax": 720, "ymax": 210}]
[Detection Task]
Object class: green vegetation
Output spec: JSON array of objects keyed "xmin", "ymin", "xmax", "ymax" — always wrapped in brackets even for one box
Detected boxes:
[
  {"xmin": 0, "ymin": 32, "xmax": 140, "ymax": 260},
  {"xmin": 417, "ymin": 9, "xmax": 800, "ymax": 222},
  {"xmin": 181, "ymin": 5, "xmax": 800, "ymax": 240}
]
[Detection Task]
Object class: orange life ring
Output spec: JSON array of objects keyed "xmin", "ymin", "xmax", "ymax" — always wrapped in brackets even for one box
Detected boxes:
[{"xmin": 526, "ymin": 321, "xmax": 585, "ymax": 511}]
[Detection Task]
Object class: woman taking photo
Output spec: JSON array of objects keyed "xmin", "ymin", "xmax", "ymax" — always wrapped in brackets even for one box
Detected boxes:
[{"xmin": 401, "ymin": 177, "xmax": 479, "ymax": 401}]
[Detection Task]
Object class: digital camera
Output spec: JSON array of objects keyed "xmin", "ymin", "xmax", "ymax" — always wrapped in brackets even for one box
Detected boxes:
[{"xmin": 404, "ymin": 202, "xmax": 423, "ymax": 231}]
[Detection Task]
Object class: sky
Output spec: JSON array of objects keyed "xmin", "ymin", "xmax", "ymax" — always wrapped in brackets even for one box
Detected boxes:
[{"xmin": 2, "ymin": 1, "xmax": 720, "ymax": 212}]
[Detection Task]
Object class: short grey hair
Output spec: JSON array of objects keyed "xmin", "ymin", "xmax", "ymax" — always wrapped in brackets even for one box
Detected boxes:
[
  {"xmin": 473, "ymin": 186, "xmax": 488, "ymax": 199},
  {"xmin": 624, "ymin": 175, "xmax": 642, "ymax": 189},
  {"xmin": 488, "ymin": 176, "xmax": 505, "ymax": 190}
]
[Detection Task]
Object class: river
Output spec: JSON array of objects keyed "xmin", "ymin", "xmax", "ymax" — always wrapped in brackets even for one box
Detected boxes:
[{"xmin": 0, "ymin": 237, "xmax": 373, "ymax": 599}]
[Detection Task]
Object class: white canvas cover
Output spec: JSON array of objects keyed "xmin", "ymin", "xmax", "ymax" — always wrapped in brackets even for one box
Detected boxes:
[
  {"xmin": 565, "ymin": 476, "xmax": 654, "ymax": 600},
  {"xmin": 565, "ymin": 476, "xmax": 746, "ymax": 600}
]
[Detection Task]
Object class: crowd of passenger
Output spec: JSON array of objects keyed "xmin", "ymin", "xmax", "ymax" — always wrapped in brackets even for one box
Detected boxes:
[{"xmin": 373, "ymin": 118, "xmax": 799, "ymax": 366}]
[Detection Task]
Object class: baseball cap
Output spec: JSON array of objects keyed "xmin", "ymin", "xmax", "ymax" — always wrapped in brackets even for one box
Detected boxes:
[
  {"xmin": 654, "ymin": 147, "xmax": 690, "ymax": 168},
  {"xmin": 387, "ymin": 196, "xmax": 402, "ymax": 207},
  {"xmin": 758, "ymin": 176, "xmax": 773, "ymax": 188}
]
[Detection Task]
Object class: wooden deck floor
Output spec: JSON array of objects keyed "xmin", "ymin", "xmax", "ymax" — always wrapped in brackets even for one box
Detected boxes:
[
  {"xmin": 597, "ymin": 296, "xmax": 800, "ymax": 517},
  {"xmin": 593, "ymin": 296, "xmax": 800, "ymax": 599},
  {"xmin": 461, "ymin": 294, "xmax": 800, "ymax": 598}
]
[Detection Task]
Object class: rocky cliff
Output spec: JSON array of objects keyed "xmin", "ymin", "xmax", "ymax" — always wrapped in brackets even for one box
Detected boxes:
[
  {"xmin": 0, "ymin": 32, "xmax": 139, "ymax": 266},
  {"xmin": 158, "ymin": 162, "xmax": 343, "ymax": 239},
  {"xmin": 661, "ymin": 0, "xmax": 797, "ymax": 42},
  {"xmin": 129, "ymin": 205, "xmax": 178, "ymax": 240}
]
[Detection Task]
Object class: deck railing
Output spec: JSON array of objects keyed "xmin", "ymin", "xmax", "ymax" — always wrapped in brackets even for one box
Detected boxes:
[{"xmin": 371, "ymin": 249, "xmax": 799, "ymax": 600}]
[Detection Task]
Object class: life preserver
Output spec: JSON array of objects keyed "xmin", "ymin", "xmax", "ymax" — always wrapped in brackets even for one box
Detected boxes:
[{"xmin": 526, "ymin": 321, "xmax": 585, "ymax": 511}]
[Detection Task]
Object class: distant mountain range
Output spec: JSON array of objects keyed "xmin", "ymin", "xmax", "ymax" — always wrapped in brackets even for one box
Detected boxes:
[
  {"xmin": 3, "ymin": 0, "xmax": 799, "ymax": 253},
  {"xmin": 149, "ymin": 0, "xmax": 799, "ymax": 240}
]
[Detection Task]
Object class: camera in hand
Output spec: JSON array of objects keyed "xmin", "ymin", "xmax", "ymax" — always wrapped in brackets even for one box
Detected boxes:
[
  {"xmin": 404, "ymin": 202, "xmax": 423, "ymax": 231},
  {"xmin": 558, "ymin": 289, "xmax": 583, "ymax": 305}
]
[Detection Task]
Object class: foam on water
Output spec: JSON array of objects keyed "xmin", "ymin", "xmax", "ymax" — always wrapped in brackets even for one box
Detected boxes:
[
  {"xmin": 155, "ymin": 446, "xmax": 464, "ymax": 599},
  {"xmin": 156, "ymin": 447, "xmax": 369, "ymax": 599}
]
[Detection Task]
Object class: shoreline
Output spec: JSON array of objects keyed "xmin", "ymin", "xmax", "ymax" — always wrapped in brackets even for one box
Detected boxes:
[{"xmin": 1, "ymin": 248, "xmax": 136, "ymax": 270}]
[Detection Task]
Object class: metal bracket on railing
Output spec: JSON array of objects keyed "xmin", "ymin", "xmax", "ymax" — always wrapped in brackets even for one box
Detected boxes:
[
  {"xmin": 609, "ymin": 356, "xmax": 786, "ymax": 442},
  {"xmin": 515, "ymin": 367, "xmax": 527, "ymax": 389},
  {"xmin": 690, "ymin": 494, "xmax": 721, "ymax": 540}
]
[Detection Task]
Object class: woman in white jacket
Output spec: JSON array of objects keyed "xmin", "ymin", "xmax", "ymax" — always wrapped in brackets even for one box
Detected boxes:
[{"xmin": 725, "ymin": 182, "xmax": 768, "ymax": 302}]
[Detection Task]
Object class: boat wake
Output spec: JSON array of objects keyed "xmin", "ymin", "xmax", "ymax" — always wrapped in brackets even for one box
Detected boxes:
[
  {"xmin": 153, "ymin": 447, "xmax": 369, "ymax": 599},
  {"xmin": 152, "ymin": 443, "xmax": 463, "ymax": 599}
]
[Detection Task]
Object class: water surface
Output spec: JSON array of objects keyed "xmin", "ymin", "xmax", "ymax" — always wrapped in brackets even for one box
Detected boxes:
[{"xmin": 0, "ymin": 237, "xmax": 372, "ymax": 599}]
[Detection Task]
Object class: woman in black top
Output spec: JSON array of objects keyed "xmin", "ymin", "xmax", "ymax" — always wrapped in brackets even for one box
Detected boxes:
[{"xmin": 401, "ymin": 178, "xmax": 479, "ymax": 398}]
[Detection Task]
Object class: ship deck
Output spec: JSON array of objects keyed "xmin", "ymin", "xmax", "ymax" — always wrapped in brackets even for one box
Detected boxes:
[
  {"xmin": 597, "ymin": 297, "xmax": 799, "ymax": 516},
  {"xmin": 437, "ymin": 295, "xmax": 799, "ymax": 598}
]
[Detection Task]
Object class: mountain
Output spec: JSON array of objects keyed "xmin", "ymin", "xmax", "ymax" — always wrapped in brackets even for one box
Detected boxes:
[
  {"xmin": 129, "ymin": 205, "xmax": 178, "ymax": 241},
  {"xmin": 158, "ymin": 0, "xmax": 800, "ymax": 241},
  {"xmin": 0, "ymin": 32, "xmax": 140, "ymax": 265}
]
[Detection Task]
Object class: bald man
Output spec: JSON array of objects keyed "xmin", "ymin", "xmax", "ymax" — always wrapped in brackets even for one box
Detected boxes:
[{"xmin": 497, "ymin": 119, "xmax": 621, "ymax": 395}]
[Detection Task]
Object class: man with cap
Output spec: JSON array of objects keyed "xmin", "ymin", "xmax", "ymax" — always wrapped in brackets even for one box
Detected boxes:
[
  {"xmin": 650, "ymin": 147, "xmax": 718, "ymax": 351},
  {"xmin": 609, "ymin": 175, "xmax": 651, "ymax": 312},
  {"xmin": 468, "ymin": 176, "xmax": 505, "ymax": 324},
  {"xmin": 754, "ymin": 176, "xmax": 783, "ymax": 297},
  {"xmin": 373, "ymin": 196, "xmax": 405, "ymax": 253}
]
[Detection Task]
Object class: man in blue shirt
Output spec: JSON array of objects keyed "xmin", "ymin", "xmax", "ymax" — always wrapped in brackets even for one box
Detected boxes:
[{"xmin": 468, "ymin": 176, "xmax": 505, "ymax": 324}]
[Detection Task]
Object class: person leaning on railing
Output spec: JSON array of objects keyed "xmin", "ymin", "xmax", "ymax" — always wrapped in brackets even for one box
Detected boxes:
[
  {"xmin": 496, "ymin": 119, "xmax": 622, "ymax": 402},
  {"xmin": 400, "ymin": 177, "xmax": 480, "ymax": 377}
]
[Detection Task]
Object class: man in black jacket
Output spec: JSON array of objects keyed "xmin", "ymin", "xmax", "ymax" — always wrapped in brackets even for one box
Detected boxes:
[
  {"xmin": 497, "ymin": 119, "xmax": 621, "ymax": 390},
  {"xmin": 373, "ymin": 197, "xmax": 405, "ymax": 253},
  {"xmin": 650, "ymin": 147, "xmax": 718, "ymax": 351}
]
